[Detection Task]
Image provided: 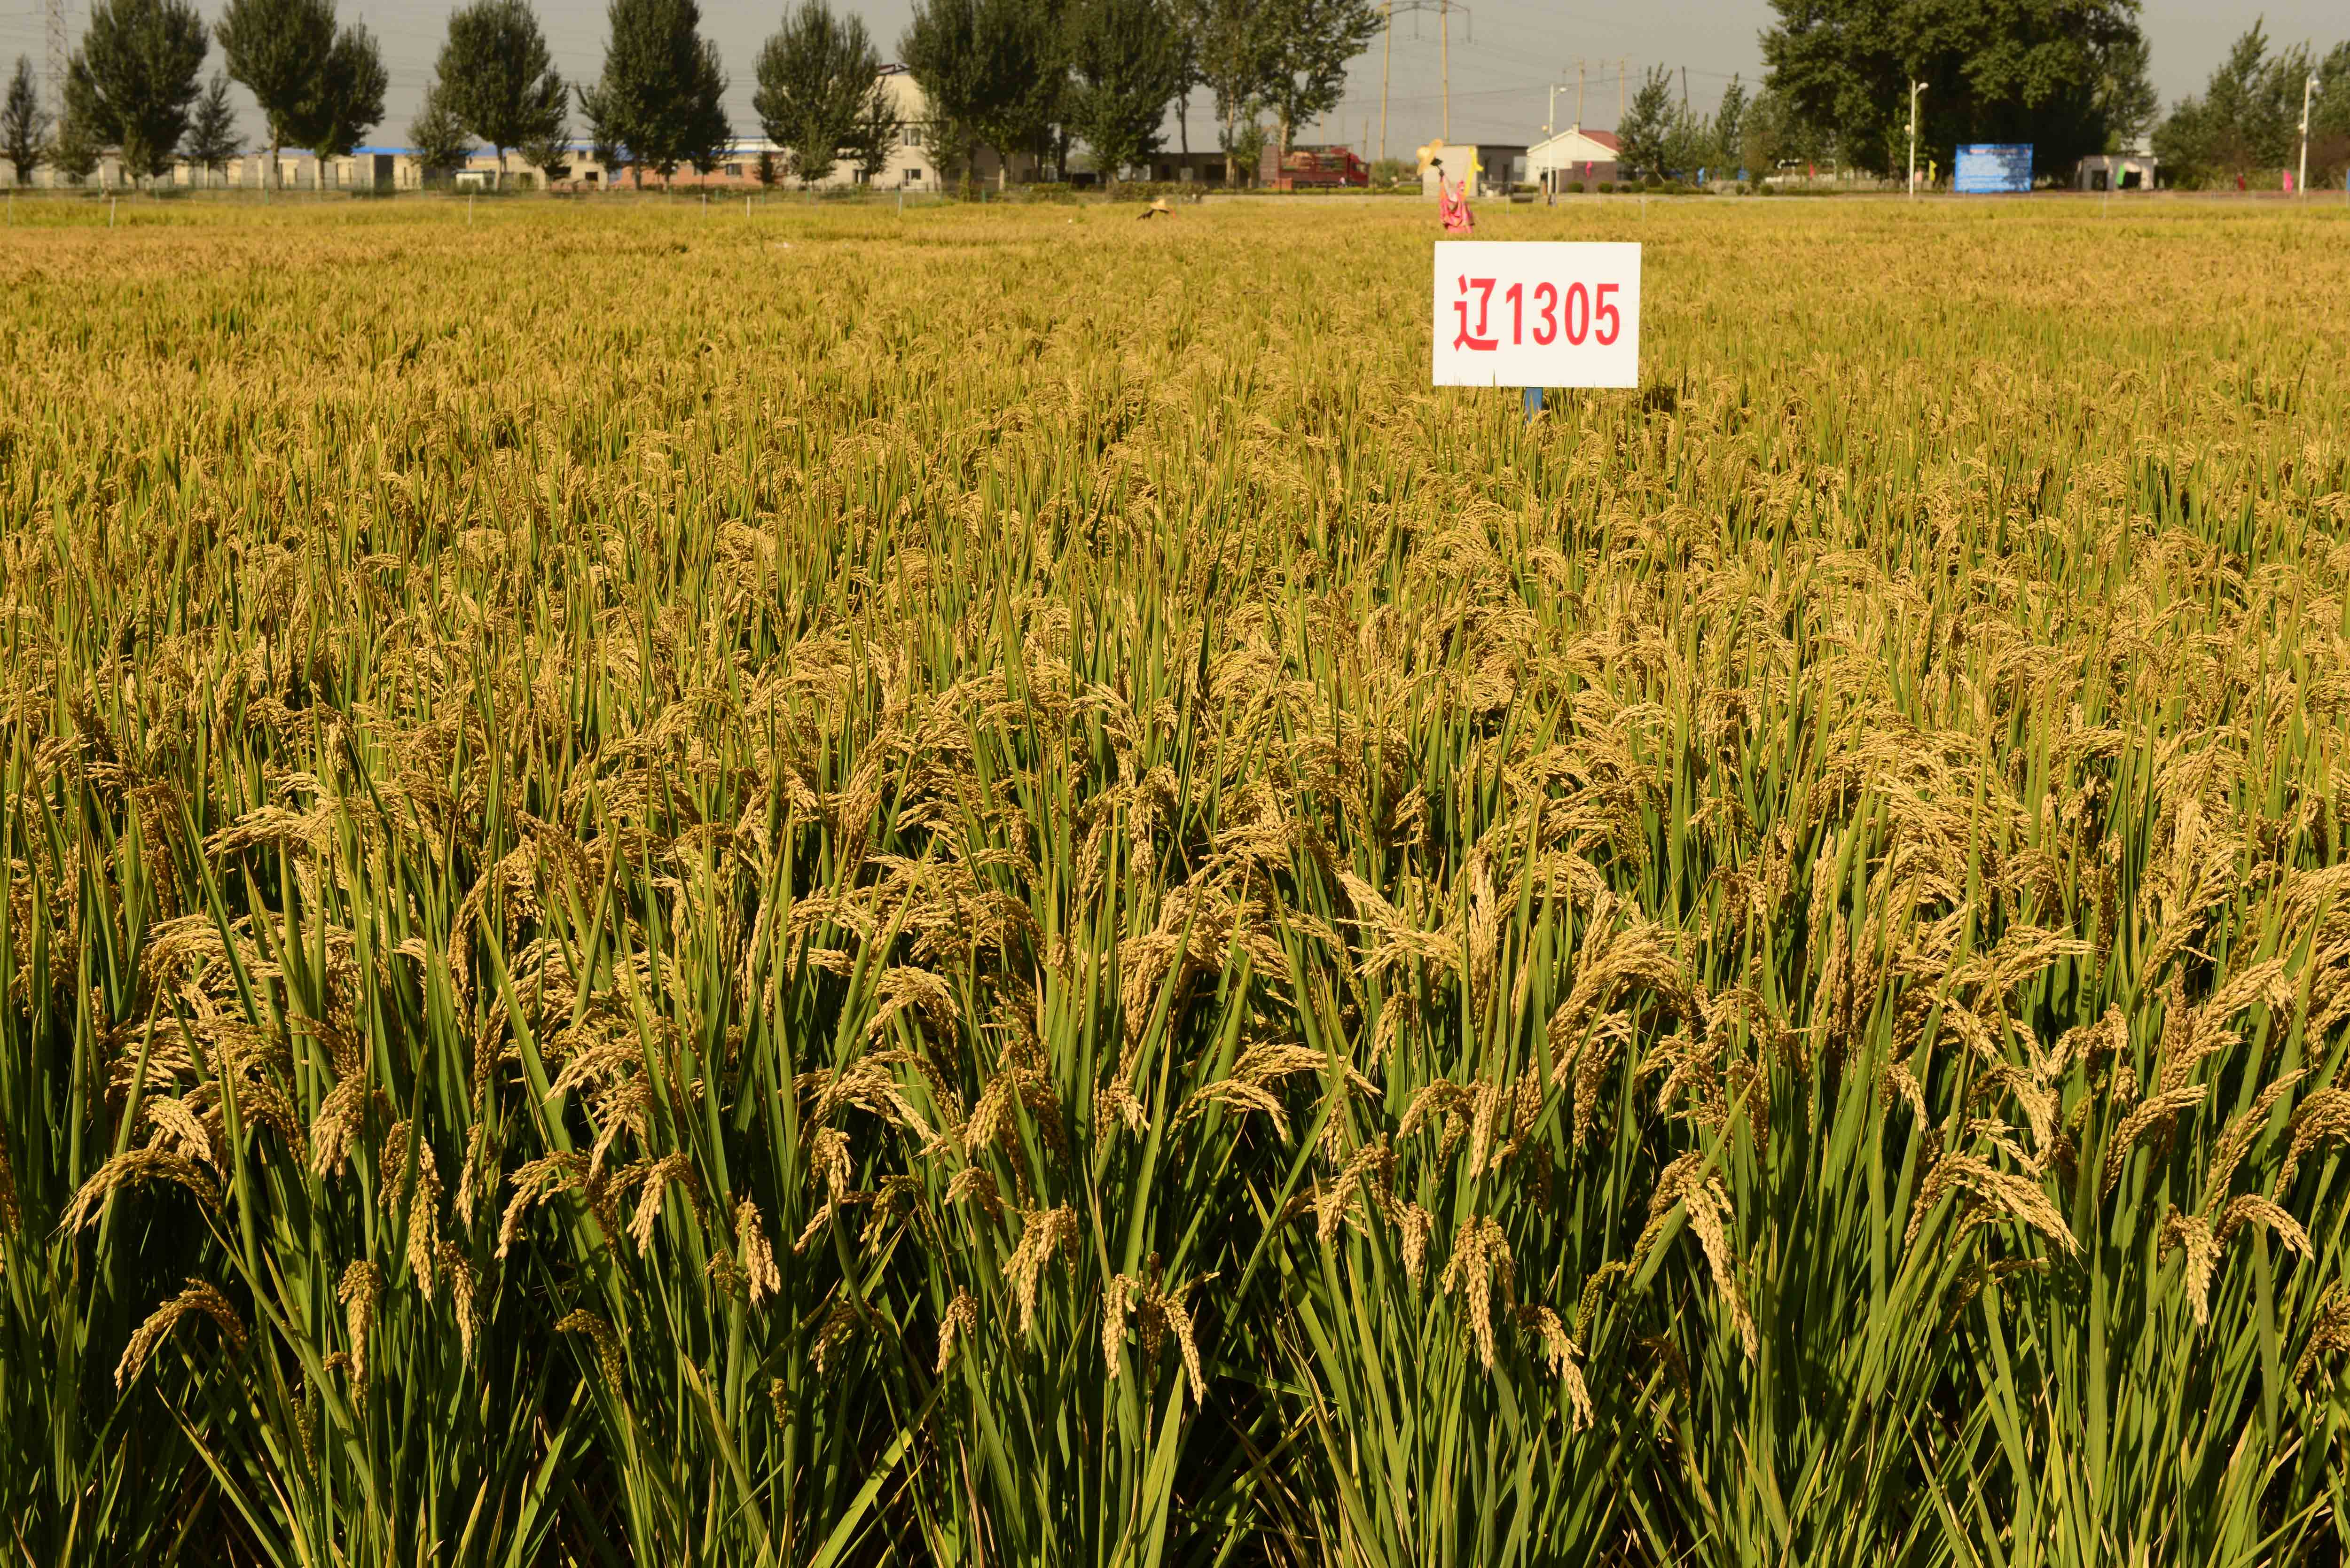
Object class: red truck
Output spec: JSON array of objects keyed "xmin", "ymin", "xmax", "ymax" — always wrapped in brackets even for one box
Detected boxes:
[{"xmin": 1257, "ymin": 144, "xmax": 1370, "ymax": 190}]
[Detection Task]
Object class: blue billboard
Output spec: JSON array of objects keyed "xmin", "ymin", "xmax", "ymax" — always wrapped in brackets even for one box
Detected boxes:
[{"xmin": 1954, "ymin": 145, "xmax": 2033, "ymax": 194}]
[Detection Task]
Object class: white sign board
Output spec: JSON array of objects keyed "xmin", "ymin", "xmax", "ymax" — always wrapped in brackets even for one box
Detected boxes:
[{"xmin": 1432, "ymin": 242, "xmax": 1641, "ymax": 387}]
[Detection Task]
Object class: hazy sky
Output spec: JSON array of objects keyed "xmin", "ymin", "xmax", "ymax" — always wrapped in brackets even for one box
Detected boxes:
[{"xmin": 0, "ymin": 0, "xmax": 2341, "ymax": 154}]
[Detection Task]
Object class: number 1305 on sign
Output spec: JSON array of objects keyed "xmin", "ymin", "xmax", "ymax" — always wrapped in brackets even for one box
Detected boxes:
[{"xmin": 1431, "ymin": 242, "xmax": 1641, "ymax": 388}]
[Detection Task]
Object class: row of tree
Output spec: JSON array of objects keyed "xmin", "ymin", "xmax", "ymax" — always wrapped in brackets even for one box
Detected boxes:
[
  {"xmin": 404, "ymin": 0, "xmax": 887, "ymax": 191},
  {"xmin": 1613, "ymin": 71, "xmax": 1793, "ymax": 186},
  {"xmin": 2155, "ymin": 23, "xmax": 2350, "ymax": 188},
  {"xmin": 1728, "ymin": 3, "xmax": 2345, "ymax": 189},
  {"xmin": 899, "ymin": 0, "xmax": 1382, "ymax": 190},
  {"xmin": 3, "ymin": 0, "xmax": 1391, "ymax": 193},
  {"xmin": 1755, "ymin": 0, "xmax": 2155, "ymax": 179},
  {"xmin": 0, "ymin": 0, "xmax": 382, "ymax": 187},
  {"xmin": 401, "ymin": 0, "xmax": 728, "ymax": 190}
]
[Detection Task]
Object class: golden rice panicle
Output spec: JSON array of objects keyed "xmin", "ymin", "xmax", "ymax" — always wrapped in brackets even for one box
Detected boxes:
[
  {"xmin": 1004, "ymin": 1204, "xmax": 1078, "ymax": 1337},
  {"xmin": 115, "ymin": 1279, "xmax": 245, "ymax": 1390},
  {"xmin": 736, "ymin": 1197, "xmax": 782, "ymax": 1308},
  {"xmin": 337, "ymin": 1261, "xmax": 381, "ymax": 1393},
  {"xmin": 936, "ymin": 1288, "xmax": 979, "ymax": 1374},
  {"xmin": 62, "ymin": 1147, "xmax": 221, "ymax": 1233},
  {"xmin": 557, "ymin": 1308, "xmax": 627, "ymax": 1389}
]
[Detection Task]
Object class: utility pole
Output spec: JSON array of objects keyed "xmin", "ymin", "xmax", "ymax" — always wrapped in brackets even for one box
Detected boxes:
[
  {"xmin": 1907, "ymin": 80, "xmax": 1924, "ymax": 199},
  {"xmin": 1680, "ymin": 66, "xmax": 1687, "ymax": 115},
  {"xmin": 1618, "ymin": 58, "xmax": 1627, "ymax": 127},
  {"xmin": 1388, "ymin": 2, "xmax": 1467, "ymax": 151},
  {"xmin": 1380, "ymin": 0, "xmax": 1392, "ymax": 166},
  {"xmin": 1576, "ymin": 59, "xmax": 1586, "ymax": 128},
  {"xmin": 2299, "ymin": 62, "xmax": 2315, "ymax": 199}
]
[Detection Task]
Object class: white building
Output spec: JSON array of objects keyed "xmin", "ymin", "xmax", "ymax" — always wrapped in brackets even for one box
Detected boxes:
[
  {"xmin": 1418, "ymin": 140, "xmax": 1527, "ymax": 200},
  {"xmin": 2075, "ymin": 149, "xmax": 2157, "ymax": 192},
  {"xmin": 1527, "ymin": 126, "xmax": 1621, "ymax": 190}
]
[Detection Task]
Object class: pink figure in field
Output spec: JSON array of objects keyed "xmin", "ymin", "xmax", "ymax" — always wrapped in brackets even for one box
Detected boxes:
[{"xmin": 1433, "ymin": 159, "xmax": 1474, "ymax": 234}]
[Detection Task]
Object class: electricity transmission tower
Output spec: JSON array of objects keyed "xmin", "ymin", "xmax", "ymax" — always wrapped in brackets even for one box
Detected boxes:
[{"xmin": 46, "ymin": 0, "xmax": 72, "ymax": 119}]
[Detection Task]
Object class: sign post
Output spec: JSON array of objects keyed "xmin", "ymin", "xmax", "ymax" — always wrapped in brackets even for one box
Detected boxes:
[
  {"xmin": 1953, "ymin": 145, "xmax": 2032, "ymax": 195},
  {"xmin": 1434, "ymin": 242, "xmax": 1641, "ymax": 420}
]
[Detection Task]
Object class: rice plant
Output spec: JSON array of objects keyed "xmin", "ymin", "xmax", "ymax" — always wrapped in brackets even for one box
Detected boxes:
[{"xmin": 3, "ymin": 193, "xmax": 2350, "ymax": 1566}]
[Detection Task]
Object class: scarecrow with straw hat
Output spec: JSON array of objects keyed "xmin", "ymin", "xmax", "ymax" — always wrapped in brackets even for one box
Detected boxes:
[{"xmin": 1420, "ymin": 143, "xmax": 1475, "ymax": 234}]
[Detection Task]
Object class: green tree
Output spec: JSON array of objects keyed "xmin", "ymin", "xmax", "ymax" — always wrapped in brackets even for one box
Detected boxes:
[
  {"xmin": 216, "ymin": 0, "xmax": 329, "ymax": 187},
  {"xmin": 1190, "ymin": 0, "xmax": 1270, "ymax": 177},
  {"xmin": 1735, "ymin": 85, "xmax": 1821, "ymax": 177},
  {"xmin": 1253, "ymin": 0, "xmax": 1379, "ymax": 153},
  {"xmin": 63, "ymin": 0, "xmax": 210, "ymax": 183},
  {"xmin": 1617, "ymin": 64, "xmax": 1674, "ymax": 182},
  {"xmin": 900, "ymin": 0, "xmax": 975, "ymax": 189},
  {"xmin": 901, "ymin": 0, "xmax": 1065, "ymax": 187},
  {"xmin": 1762, "ymin": 0, "xmax": 2145, "ymax": 177},
  {"xmin": 979, "ymin": 0, "xmax": 1066, "ymax": 181},
  {"xmin": 3, "ymin": 56, "xmax": 48, "ymax": 186},
  {"xmin": 754, "ymin": 0, "xmax": 884, "ymax": 186},
  {"xmin": 1712, "ymin": 75, "xmax": 1749, "ymax": 171},
  {"xmin": 1064, "ymin": 0, "xmax": 1185, "ymax": 182},
  {"xmin": 50, "ymin": 107, "xmax": 104, "ymax": 183},
  {"xmin": 594, "ymin": 0, "xmax": 728, "ymax": 187},
  {"xmin": 1226, "ymin": 113, "xmax": 1267, "ymax": 182},
  {"xmin": 681, "ymin": 38, "xmax": 730, "ymax": 176},
  {"xmin": 2154, "ymin": 23, "xmax": 2308, "ymax": 187},
  {"xmin": 294, "ymin": 23, "xmax": 384, "ymax": 158},
  {"xmin": 180, "ymin": 70, "xmax": 239, "ymax": 182},
  {"xmin": 2096, "ymin": 31, "xmax": 2157, "ymax": 150},
  {"xmin": 1167, "ymin": 0, "xmax": 1204, "ymax": 155},
  {"xmin": 851, "ymin": 72, "xmax": 899, "ymax": 180},
  {"xmin": 435, "ymin": 0, "xmax": 567, "ymax": 187},
  {"xmin": 2313, "ymin": 43, "xmax": 2350, "ymax": 189},
  {"xmin": 1663, "ymin": 105, "xmax": 1712, "ymax": 178},
  {"xmin": 518, "ymin": 122, "xmax": 570, "ymax": 184},
  {"xmin": 217, "ymin": 0, "xmax": 381, "ymax": 184},
  {"xmin": 577, "ymin": 79, "xmax": 627, "ymax": 182},
  {"xmin": 1738, "ymin": 86, "xmax": 1785, "ymax": 175},
  {"xmin": 409, "ymin": 79, "xmax": 474, "ymax": 183}
]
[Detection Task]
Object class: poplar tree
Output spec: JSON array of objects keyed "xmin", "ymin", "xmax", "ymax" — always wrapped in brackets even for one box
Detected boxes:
[
  {"xmin": 296, "ymin": 23, "xmax": 385, "ymax": 159},
  {"xmin": 901, "ymin": 0, "xmax": 1063, "ymax": 189},
  {"xmin": 2, "ymin": 56, "xmax": 48, "ymax": 185},
  {"xmin": 899, "ymin": 0, "xmax": 989, "ymax": 191},
  {"xmin": 754, "ymin": 0, "xmax": 885, "ymax": 186},
  {"xmin": 594, "ymin": 0, "xmax": 728, "ymax": 187},
  {"xmin": 179, "ymin": 71, "xmax": 239, "ymax": 182},
  {"xmin": 436, "ymin": 0, "xmax": 566, "ymax": 187},
  {"xmin": 1252, "ymin": 0, "xmax": 1379, "ymax": 156},
  {"xmin": 63, "ymin": 0, "xmax": 210, "ymax": 181},
  {"xmin": 409, "ymin": 80, "xmax": 474, "ymax": 182},
  {"xmin": 217, "ymin": 0, "xmax": 383, "ymax": 182},
  {"xmin": 1064, "ymin": 0, "xmax": 1184, "ymax": 182},
  {"xmin": 577, "ymin": 80, "xmax": 627, "ymax": 182}
]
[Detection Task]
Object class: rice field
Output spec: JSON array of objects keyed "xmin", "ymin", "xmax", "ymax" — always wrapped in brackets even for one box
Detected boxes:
[{"xmin": 4, "ymin": 190, "xmax": 2350, "ymax": 1566}]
